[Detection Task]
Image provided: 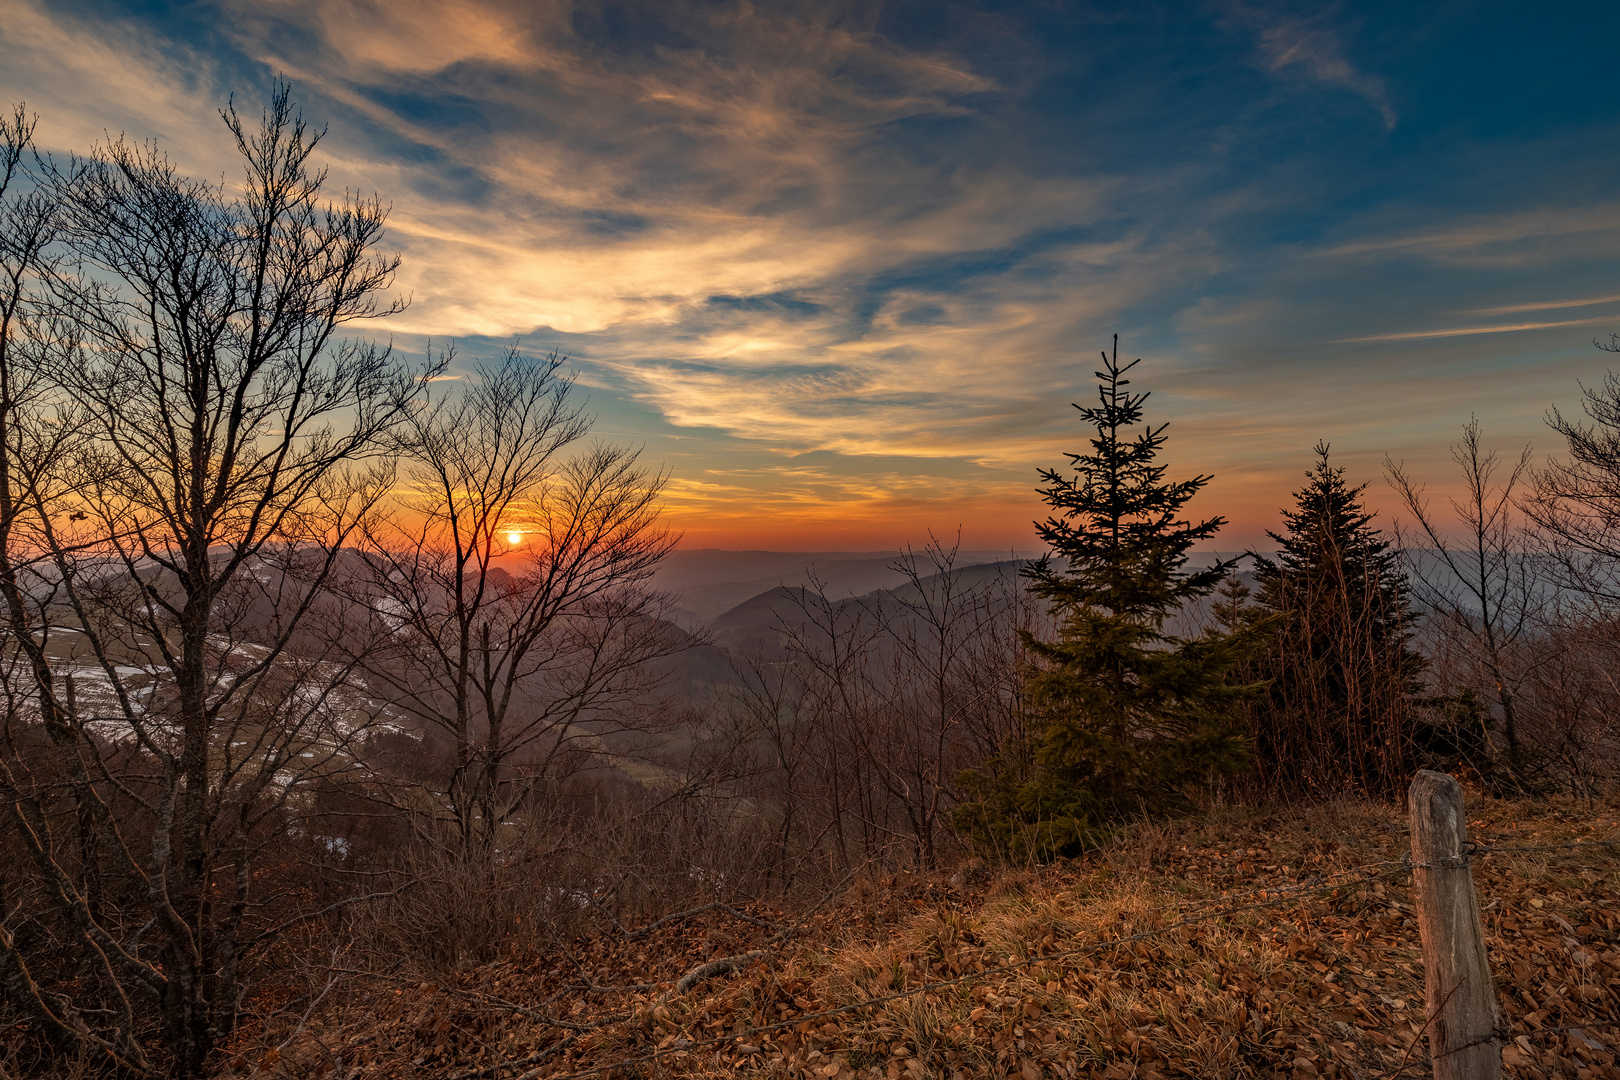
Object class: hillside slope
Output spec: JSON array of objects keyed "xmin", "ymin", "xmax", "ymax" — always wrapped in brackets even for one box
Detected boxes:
[{"xmin": 224, "ymin": 793, "xmax": 1620, "ymax": 1080}]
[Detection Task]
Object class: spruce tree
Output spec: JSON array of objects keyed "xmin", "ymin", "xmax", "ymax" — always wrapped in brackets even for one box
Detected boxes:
[
  {"xmin": 1238, "ymin": 443, "xmax": 1426, "ymax": 797},
  {"xmin": 955, "ymin": 337, "xmax": 1263, "ymax": 857}
]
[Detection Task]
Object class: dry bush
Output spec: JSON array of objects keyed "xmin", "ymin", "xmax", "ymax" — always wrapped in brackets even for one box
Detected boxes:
[
  {"xmin": 1513, "ymin": 612, "xmax": 1620, "ymax": 799},
  {"xmin": 341, "ymin": 768, "xmax": 805, "ymax": 979},
  {"xmin": 751, "ymin": 541, "xmax": 1040, "ymax": 876}
]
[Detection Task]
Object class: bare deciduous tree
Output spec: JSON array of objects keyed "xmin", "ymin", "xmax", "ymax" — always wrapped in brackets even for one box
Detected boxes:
[
  {"xmin": 866, "ymin": 537, "xmax": 1027, "ymax": 866},
  {"xmin": 357, "ymin": 348, "xmax": 682, "ymax": 861},
  {"xmin": 1513, "ymin": 617, "xmax": 1620, "ymax": 800},
  {"xmin": 1386, "ymin": 417, "xmax": 1546, "ymax": 777},
  {"xmin": 0, "ymin": 86, "xmax": 429, "ymax": 1077},
  {"xmin": 1527, "ymin": 363, "xmax": 1620, "ymax": 600},
  {"xmin": 758, "ymin": 540, "xmax": 1034, "ymax": 871}
]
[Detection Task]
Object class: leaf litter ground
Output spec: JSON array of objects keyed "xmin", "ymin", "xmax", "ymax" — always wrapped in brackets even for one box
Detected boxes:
[{"xmin": 228, "ymin": 793, "xmax": 1620, "ymax": 1079}]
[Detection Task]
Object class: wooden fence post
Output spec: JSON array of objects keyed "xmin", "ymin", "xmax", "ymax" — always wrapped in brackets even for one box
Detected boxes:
[{"xmin": 1409, "ymin": 769, "xmax": 1501, "ymax": 1080}]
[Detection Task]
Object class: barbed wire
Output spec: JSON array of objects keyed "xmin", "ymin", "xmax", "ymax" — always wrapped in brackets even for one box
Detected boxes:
[
  {"xmin": 1475, "ymin": 837, "xmax": 1620, "ymax": 857},
  {"xmin": 1402, "ymin": 835, "xmax": 1620, "ymax": 869},
  {"xmin": 446, "ymin": 831, "xmax": 1620, "ymax": 1080}
]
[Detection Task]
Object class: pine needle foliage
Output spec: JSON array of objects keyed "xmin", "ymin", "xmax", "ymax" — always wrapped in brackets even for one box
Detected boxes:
[
  {"xmin": 1226, "ymin": 443, "xmax": 1426, "ymax": 798},
  {"xmin": 955, "ymin": 338, "xmax": 1265, "ymax": 858}
]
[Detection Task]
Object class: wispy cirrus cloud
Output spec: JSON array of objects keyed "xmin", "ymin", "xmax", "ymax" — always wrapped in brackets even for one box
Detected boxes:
[
  {"xmin": 1220, "ymin": 3, "xmax": 1396, "ymax": 129},
  {"xmin": 1312, "ymin": 204, "xmax": 1620, "ymax": 269},
  {"xmin": 1338, "ymin": 315, "xmax": 1619, "ymax": 343},
  {"xmin": 1257, "ymin": 22, "xmax": 1395, "ymax": 129},
  {"xmin": 0, "ymin": 0, "xmax": 231, "ymax": 167},
  {"xmin": 6, "ymin": 0, "xmax": 1620, "ymax": 547},
  {"xmin": 4, "ymin": 0, "xmax": 1158, "ymax": 544},
  {"xmin": 1466, "ymin": 293, "xmax": 1620, "ymax": 317},
  {"xmin": 208, "ymin": 0, "xmax": 1192, "ymax": 469}
]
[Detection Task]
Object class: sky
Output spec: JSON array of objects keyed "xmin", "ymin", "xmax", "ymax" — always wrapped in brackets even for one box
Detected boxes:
[{"xmin": 3, "ymin": 0, "xmax": 1619, "ymax": 550}]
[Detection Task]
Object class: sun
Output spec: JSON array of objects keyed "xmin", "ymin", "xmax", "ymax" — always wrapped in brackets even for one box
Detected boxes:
[{"xmin": 505, "ymin": 530, "xmax": 523, "ymax": 545}]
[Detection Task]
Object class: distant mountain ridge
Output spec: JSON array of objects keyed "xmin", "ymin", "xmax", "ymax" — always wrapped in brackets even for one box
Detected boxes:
[
  {"xmin": 651, "ymin": 547, "xmax": 1040, "ymax": 622},
  {"xmin": 704, "ymin": 559, "xmax": 1034, "ymax": 660}
]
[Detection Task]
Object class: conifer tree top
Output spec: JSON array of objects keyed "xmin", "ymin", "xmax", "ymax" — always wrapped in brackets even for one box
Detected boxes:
[
  {"xmin": 1254, "ymin": 441, "xmax": 1416, "ymax": 649},
  {"xmin": 1028, "ymin": 335, "xmax": 1229, "ymax": 624},
  {"xmin": 1264, "ymin": 441, "xmax": 1394, "ymax": 571}
]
